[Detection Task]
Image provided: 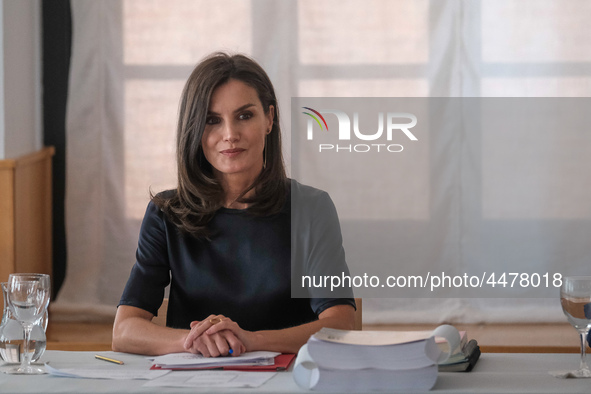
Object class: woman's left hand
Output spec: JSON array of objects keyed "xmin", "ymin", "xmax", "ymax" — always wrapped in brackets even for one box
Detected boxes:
[{"xmin": 183, "ymin": 314, "xmax": 253, "ymax": 355}]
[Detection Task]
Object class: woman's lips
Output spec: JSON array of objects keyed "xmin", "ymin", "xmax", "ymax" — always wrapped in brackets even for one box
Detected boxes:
[{"xmin": 220, "ymin": 148, "xmax": 245, "ymax": 158}]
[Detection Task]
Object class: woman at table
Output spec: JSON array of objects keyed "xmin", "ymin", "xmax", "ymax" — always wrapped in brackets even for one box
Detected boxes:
[{"xmin": 112, "ymin": 52, "xmax": 356, "ymax": 357}]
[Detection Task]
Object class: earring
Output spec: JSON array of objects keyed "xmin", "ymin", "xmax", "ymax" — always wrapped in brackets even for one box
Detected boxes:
[{"xmin": 263, "ymin": 135, "xmax": 268, "ymax": 169}]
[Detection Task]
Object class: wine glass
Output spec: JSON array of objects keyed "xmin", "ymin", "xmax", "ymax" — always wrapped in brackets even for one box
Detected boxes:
[
  {"xmin": 5, "ymin": 273, "xmax": 51, "ymax": 374},
  {"xmin": 560, "ymin": 276, "xmax": 591, "ymax": 378}
]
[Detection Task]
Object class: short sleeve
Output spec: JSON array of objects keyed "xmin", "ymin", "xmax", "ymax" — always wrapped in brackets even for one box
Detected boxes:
[
  {"xmin": 291, "ymin": 180, "xmax": 356, "ymax": 300},
  {"xmin": 118, "ymin": 201, "xmax": 171, "ymax": 316},
  {"xmin": 311, "ymin": 298, "xmax": 357, "ymax": 316}
]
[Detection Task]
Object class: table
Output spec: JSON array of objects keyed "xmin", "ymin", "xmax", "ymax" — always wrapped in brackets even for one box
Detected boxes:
[{"xmin": 1, "ymin": 351, "xmax": 590, "ymax": 393}]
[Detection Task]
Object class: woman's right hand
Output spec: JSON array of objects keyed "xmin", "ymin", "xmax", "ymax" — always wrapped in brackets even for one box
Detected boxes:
[{"xmin": 184, "ymin": 315, "xmax": 246, "ymax": 357}]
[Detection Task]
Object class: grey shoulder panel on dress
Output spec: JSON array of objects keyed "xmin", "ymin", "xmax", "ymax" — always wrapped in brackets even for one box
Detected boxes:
[{"xmin": 290, "ymin": 179, "xmax": 331, "ymax": 213}]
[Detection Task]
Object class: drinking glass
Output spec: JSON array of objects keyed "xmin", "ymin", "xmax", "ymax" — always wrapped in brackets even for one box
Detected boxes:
[
  {"xmin": 560, "ymin": 276, "xmax": 591, "ymax": 378},
  {"xmin": 5, "ymin": 273, "xmax": 51, "ymax": 374},
  {"xmin": 0, "ymin": 282, "xmax": 48, "ymax": 363}
]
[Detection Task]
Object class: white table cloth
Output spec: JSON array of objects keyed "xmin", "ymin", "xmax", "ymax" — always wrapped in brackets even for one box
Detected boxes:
[{"xmin": 0, "ymin": 351, "xmax": 590, "ymax": 393}]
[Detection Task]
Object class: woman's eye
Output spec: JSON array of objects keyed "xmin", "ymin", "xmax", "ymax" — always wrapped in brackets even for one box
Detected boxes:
[
  {"xmin": 238, "ymin": 112, "xmax": 253, "ymax": 120},
  {"xmin": 206, "ymin": 116, "xmax": 220, "ymax": 125}
]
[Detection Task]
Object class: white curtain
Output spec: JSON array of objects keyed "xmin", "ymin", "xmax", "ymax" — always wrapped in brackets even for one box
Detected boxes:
[{"xmin": 55, "ymin": 0, "xmax": 591, "ymax": 323}]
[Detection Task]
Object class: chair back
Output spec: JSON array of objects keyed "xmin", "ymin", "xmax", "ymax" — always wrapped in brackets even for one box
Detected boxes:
[{"xmin": 353, "ymin": 297, "xmax": 362, "ymax": 330}]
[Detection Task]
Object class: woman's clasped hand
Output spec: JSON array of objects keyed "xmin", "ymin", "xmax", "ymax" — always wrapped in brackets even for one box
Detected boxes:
[{"xmin": 183, "ymin": 315, "xmax": 248, "ymax": 357}]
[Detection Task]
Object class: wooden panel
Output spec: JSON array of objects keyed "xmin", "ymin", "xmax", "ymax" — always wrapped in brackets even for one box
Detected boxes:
[
  {"xmin": 46, "ymin": 342, "xmax": 113, "ymax": 351},
  {"xmin": 46, "ymin": 321, "xmax": 114, "ymax": 344},
  {"xmin": 45, "ymin": 319, "xmax": 587, "ymax": 354},
  {"xmin": 152, "ymin": 298, "xmax": 169, "ymax": 327},
  {"xmin": 481, "ymin": 345, "xmax": 579, "ymax": 353},
  {"xmin": 354, "ymin": 298, "xmax": 362, "ymax": 330},
  {"xmin": 0, "ymin": 147, "xmax": 54, "ymax": 282},
  {"xmin": 14, "ymin": 147, "xmax": 54, "ymax": 275},
  {"xmin": 0, "ymin": 162, "xmax": 16, "ymax": 281}
]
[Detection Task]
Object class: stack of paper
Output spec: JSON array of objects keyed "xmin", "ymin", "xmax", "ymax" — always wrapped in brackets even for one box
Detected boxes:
[
  {"xmin": 293, "ymin": 325, "xmax": 461, "ymax": 392},
  {"xmin": 150, "ymin": 351, "xmax": 280, "ymax": 370}
]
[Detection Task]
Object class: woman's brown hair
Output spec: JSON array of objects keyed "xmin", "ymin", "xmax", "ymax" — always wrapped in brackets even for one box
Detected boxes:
[{"xmin": 152, "ymin": 52, "xmax": 287, "ymax": 238}]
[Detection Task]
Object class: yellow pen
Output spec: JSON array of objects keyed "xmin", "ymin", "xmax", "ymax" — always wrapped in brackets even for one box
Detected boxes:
[{"xmin": 95, "ymin": 355, "xmax": 124, "ymax": 365}]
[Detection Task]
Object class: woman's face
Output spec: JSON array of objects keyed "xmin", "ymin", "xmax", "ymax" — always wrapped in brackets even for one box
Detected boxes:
[{"xmin": 201, "ymin": 79, "xmax": 274, "ymax": 182}]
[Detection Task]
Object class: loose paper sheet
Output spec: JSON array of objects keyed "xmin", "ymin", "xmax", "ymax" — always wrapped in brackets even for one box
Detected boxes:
[
  {"xmin": 143, "ymin": 370, "xmax": 277, "ymax": 388},
  {"xmin": 45, "ymin": 364, "xmax": 170, "ymax": 380}
]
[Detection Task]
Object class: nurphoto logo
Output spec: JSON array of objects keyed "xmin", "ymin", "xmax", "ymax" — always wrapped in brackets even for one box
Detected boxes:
[{"xmin": 301, "ymin": 107, "xmax": 418, "ymax": 153}]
